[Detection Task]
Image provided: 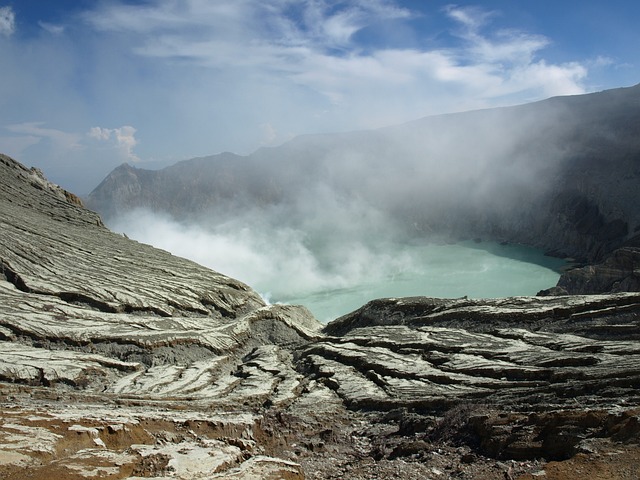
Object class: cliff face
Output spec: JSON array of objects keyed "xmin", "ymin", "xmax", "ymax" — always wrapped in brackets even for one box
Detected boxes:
[
  {"xmin": 87, "ymin": 84, "xmax": 640, "ymax": 265},
  {"xmin": 2, "ymin": 154, "xmax": 640, "ymax": 478},
  {"xmin": 553, "ymin": 246, "xmax": 640, "ymax": 294}
]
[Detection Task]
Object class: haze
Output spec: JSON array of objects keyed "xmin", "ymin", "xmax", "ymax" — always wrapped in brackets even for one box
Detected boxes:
[
  {"xmin": 99, "ymin": 93, "xmax": 596, "ymax": 315},
  {"xmin": 1, "ymin": 1, "xmax": 639, "ymax": 194}
]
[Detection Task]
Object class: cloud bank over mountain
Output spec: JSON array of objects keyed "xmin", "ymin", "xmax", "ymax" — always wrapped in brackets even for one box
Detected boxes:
[
  {"xmin": 91, "ymin": 85, "xmax": 640, "ymax": 312},
  {"xmin": 2, "ymin": 1, "xmax": 638, "ymax": 193}
]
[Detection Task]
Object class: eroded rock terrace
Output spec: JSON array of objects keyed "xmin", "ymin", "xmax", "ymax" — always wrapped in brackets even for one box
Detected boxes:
[{"xmin": 1, "ymin": 153, "xmax": 639, "ymax": 479}]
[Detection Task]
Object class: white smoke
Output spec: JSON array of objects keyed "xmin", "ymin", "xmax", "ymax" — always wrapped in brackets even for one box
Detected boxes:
[{"xmin": 109, "ymin": 207, "xmax": 416, "ymax": 303}]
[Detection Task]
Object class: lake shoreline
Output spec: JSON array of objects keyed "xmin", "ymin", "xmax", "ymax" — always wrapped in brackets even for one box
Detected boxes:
[{"xmin": 273, "ymin": 239, "xmax": 567, "ymax": 322}]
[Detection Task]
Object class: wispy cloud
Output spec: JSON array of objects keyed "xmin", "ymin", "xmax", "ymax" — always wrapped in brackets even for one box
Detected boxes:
[
  {"xmin": 6, "ymin": 122, "xmax": 82, "ymax": 150},
  {"xmin": 0, "ymin": 5, "xmax": 15, "ymax": 37},
  {"xmin": 38, "ymin": 21, "xmax": 66, "ymax": 35},
  {"xmin": 81, "ymin": 1, "xmax": 587, "ymax": 112},
  {"xmin": 438, "ymin": 5, "xmax": 585, "ymax": 98},
  {"xmin": 1, "ymin": 122, "xmax": 143, "ymax": 192},
  {"xmin": 443, "ymin": 4, "xmax": 496, "ymax": 31},
  {"xmin": 0, "ymin": 0, "xmax": 618, "ymax": 194}
]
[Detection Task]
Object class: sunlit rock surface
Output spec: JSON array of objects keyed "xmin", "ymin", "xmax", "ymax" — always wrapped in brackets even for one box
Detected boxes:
[
  {"xmin": 0, "ymin": 154, "xmax": 325, "ymax": 479},
  {"xmin": 1, "ymin": 154, "xmax": 266, "ymax": 318},
  {"xmin": 313, "ymin": 295, "xmax": 640, "ymax": 411},
  {"xmin": 1, "ymin": 153, "xmax": 640, "ymax": 479}
]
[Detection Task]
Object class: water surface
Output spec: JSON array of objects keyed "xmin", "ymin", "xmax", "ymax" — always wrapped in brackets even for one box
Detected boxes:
[{"xmin": 273, "ymin": 240, "xmax": 565, "ymax": 322}]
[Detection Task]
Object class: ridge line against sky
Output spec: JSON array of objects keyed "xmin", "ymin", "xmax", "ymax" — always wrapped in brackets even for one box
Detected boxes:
[{"xmin": 0, "ymin": 0, "xmax": 638, "ymax": 194}]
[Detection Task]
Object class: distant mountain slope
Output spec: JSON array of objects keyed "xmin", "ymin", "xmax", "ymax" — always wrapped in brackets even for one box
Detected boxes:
[{"xmin": 87, "ymin": 84, "xmax": 640, "ymax": 262}]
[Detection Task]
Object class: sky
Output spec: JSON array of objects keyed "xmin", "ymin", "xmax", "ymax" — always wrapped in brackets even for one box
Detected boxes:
[{"xmin": 0, "ymin": 0, "xmax": 638, "ymax": 194}]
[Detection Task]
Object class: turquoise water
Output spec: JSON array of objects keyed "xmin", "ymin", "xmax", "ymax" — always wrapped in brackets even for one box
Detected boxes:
[
  {"xmin": 273, "ymin": 240, "xmax": 566, "ymax": 322},
  {"xmin": 109, "ymin": 212, "xmax": 565, "ymax": 324}
]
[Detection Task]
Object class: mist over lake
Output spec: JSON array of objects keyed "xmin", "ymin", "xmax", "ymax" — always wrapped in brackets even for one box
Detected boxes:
[
  {"xmin": 277, "ymin": 241, "xmax": 566, "ymax": 321},
  {"xmin": 94, "ymin": 86, "xmax": 640, "ymax": 323},
  {"xmin": 3, "ymin": 2, "xmax": 640, "ymax": 477},
  {"xmin": 109, "ymin": 210, "xmax": 565, "ymax": 322}
]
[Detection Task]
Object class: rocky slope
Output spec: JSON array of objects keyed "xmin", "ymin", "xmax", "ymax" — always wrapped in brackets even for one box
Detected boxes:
[
  {"xmin": 87, "ymin": 84, "xmax": 640, "ymax": 265},
  {"xmin": 554, "ymin": 246, "xmax": 640, "ymax": 295},
  {"xmin": 0, "ymin": 153, "xmax": 324, "ymax": 479},
  {"xmin": 2, "ymin": 154, "xmax": 640, "ymax": 478}
]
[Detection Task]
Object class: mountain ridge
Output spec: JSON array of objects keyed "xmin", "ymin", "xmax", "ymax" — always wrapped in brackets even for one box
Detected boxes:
[{"xmin": 88, "ymin": 83, "xmax": 640, "ymax": 267}]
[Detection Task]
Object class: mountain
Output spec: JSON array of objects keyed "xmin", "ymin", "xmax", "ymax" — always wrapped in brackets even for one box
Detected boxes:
[
  {"xmin": 88, "ymin": 84, "xmax": 640, "ymax": 265},
  {"xmin": 2, "ymin": 152, "xmax": 640, "ymax": 477}
]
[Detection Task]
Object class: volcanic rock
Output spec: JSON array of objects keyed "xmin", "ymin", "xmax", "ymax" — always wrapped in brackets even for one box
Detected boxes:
[
  {"xmin": 552, "ymin": 246, "xmax": 640, "ymax": 294},
  {"xmin": 0, "ymin": 154, "xmax": 325, "ymax": 479},
  {"xmin": 2, "ymin": 153, "xmax": 640, "ymax": 479}
]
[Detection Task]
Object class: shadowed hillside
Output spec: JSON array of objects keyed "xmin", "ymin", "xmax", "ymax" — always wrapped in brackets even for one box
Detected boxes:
[{"xmin": 88, "ymin": 84, "xmax": 640, "ymax": 264}]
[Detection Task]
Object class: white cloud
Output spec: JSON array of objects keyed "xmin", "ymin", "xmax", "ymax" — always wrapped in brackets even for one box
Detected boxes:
[
  {"xmin": 83, "ymin": 0, "xmax": 255, "ymax": 34},
  {"xmin": 0, "ymin": 5, "xmax": 15, "ymax": 37},
  {"xmin": 590, "ymin": 55, "xmax": 615, "ymax": 68},
  {"xmin": 1, "ymin": 1, "xmax": 612, "ymax": 194},
  {"xmin": 0, "ymin": 123, "xmax": 144, "ymax": 193},
  {"xmin": 296, "ymin": 0, "xmax": 411, "ymax": 48},
  {"xmin": 259, "ymin": 123, "xmax": 278, "ymax": 146},
  {"xmin": 88, "ymin": 126, "xmax": 112, "ymax": 141},
  {"xmin": 439, "ymin": 6, "xmax": 585, "ymax": 98},
  {"xmin": 88, "ymin": 125, "xmax": 140, "ymax": 162},
  {"xmin": 83, "ymin": 0, "xmax": 411, "ymax": 65},
  {"xmin": 6, "ymin": 122, "xmax": 82, "ymax": 150},
  {"xmin": 80, "ymin": 1, "xmax": 587, "ymax": 119},
  {"xmin": 443, "ymin": 4, "xmax": 496, "ymax": 32},
  {"xmin": 510, "ymin": 61, "xmax": 587, "ymax": 97},
  {"xmin": 114, "ymin": 126, "xmax": 139, "ymax": 160},
  {"xmin": 38, "ymin": 21, "xmax": 66, "ymax": 35}
]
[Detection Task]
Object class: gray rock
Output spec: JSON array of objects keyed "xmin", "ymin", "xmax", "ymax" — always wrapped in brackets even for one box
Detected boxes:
[
  {"xmin": 0, "ymin": 152, "xmax": 322, "ymax": 398},
  {"xmin": 2, "ymin": 153, "xmax": 640, "ymax": 478},
  {"xmin": 311, "ymin": 295, "xmax": 640, "ymax": 412},
  {"xmin": 555, "ymin": 246, "xmax": 640, "ymax": 294},
  {"xmin": 310, "ymin": 295, "xmax": 640, "ymax": 461},
  {"xmin": 0, "ymin": 155, "xmax": 266, "ymax": 319}
]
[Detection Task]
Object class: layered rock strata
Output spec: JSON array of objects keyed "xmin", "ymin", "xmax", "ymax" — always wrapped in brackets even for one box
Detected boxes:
[
  {"xmin": 0, "ymin": 154, "xmax": 326, "ymax": 479},
  {"xmin": 551, "ymin": 246, "xmax": 640, "ymax": 295},
  {"xmin": 1, "ymin": 154, "xmax": 640, "ymax": 479},
  {"xmin": 307, "ymin": 296, "xmax": 640, "ymax": 461},
  {"xmin": 316, "ymin": 294, "xmax": 640, "ymax": 410}
]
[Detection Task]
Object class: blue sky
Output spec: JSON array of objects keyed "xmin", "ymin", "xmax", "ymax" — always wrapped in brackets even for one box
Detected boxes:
[{"xmin": 0, "ymin": 0, "xmax": 638, "ymax": 194}]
